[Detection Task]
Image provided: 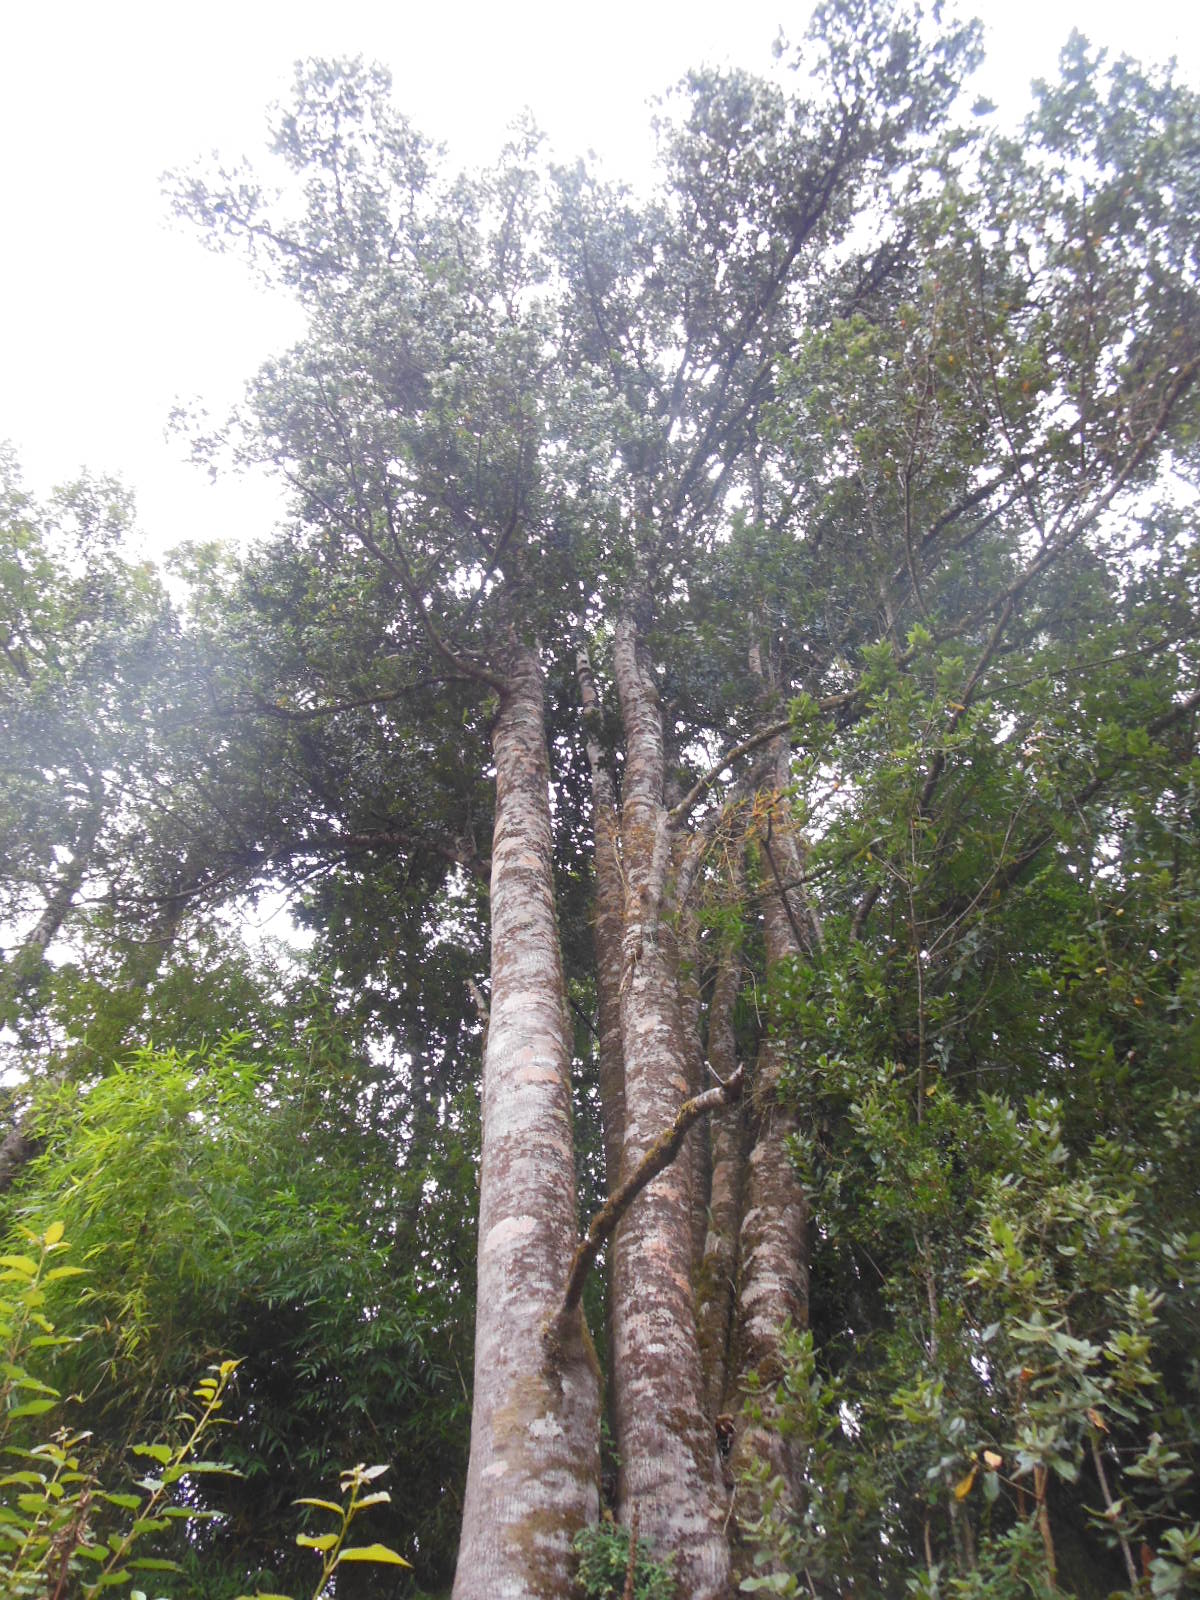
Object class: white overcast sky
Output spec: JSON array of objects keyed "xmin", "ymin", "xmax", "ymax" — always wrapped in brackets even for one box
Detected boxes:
[{"xmin": 1, "ymin": 0, "xmax": 1197, "ymax": 560}]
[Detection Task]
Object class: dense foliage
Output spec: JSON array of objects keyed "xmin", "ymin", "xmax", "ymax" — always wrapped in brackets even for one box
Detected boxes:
[{"xmin": 1, "ymin": 6, "xmax": 1198, "ymax": 1596}]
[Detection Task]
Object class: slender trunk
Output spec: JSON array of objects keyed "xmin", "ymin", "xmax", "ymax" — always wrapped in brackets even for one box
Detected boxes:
[
  {"xmin": 577, "ymin": 647, "xmax": 626, "ymax": 1189},
  {"xmin": 610, "ymin": 615, "xmax": 730, "ymax": 1600},
  {"xmin": 665, "ymin": 744, "xmax": 711, "ymax": 1281},
  {"xmin": 696, "ymin": 865, "xmax": 748, "ymax": 1422},
  {"xmin": 0, "ymin": 1121, "xmax": 39, "ymax": 1192},
  {"xmin": 730, "ymin": 739, "xmax": 811, "ymax": 1540},
  {"xmin": 453, "ymin": 645, "xmax": 599, "ymax": 1600},
  {"xmin": 7, "ymin": 773, "xmax": 104, "ymax": 993},
  {"xmin": 0, "ymin": 776, "xmax": 106, "ymax": 1193},
  {"xmin": 674, "ymin": 892, "xmax": 712, "ymax": 1276}
]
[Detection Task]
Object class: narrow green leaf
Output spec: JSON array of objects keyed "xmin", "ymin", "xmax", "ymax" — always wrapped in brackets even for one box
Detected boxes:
[
  {"xmin": 100, "ymin": 1492, "xmax": 142, "ymax": 1511},
  {"xmin": 8, "ymin": 1397, "xmax": 57, "ymax": 1417},
  {"xmin": 336, "ymin": 1543, "xmax": 412, "ymax": 1567},
  {"xmin": 296, "ymin": 1531, "xmax": 338, "ymax": 1551},
  {"xmin": 130, "ymin": 1517, "xmax": 170, "ymax": 1536},
  {"xmin": 0, "ymin": 1255, "xmax": 38, "ymax": 1276}
]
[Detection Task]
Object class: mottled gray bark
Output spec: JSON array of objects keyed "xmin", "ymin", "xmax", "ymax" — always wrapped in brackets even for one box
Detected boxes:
[
  {"xmin": 610, "ymin": 615, "xmax": 731, "ymax": 1600},
  {"xmin": 696, "ymin": 869, "xmax": 748, "ymax": 1423},
  {"xmin": 6, "ymin": 773, "xmax": 104, "ymax": 991},
  {"xmin": 0, "ymin": 778, "xmax": 106, "ymax": 1194},
  {"xmin": 577, "ymin": 646, "xmax": 626, "ymax": 1190},
  {"xmin": 730, "ymin": 736, "xmax": 812, "ymax": 1543},
  {"xmin": 0, "ymin": 1120, "xmax": 41, "ymax": 1193},
  {"xmin": 453, "ymin": 646, "xmax": 599, "ymax": 1600}
]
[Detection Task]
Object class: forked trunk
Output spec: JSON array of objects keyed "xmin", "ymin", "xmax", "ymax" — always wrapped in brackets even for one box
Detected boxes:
[{"xmin": 453, "ymin": 645, "xmax": 599, "ymax": 1600}]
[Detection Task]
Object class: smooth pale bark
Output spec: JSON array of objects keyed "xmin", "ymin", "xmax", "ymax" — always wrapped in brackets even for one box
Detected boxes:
[
  {"xmin": 453, "ymin": 646, "xmax": 599, "ymax": 1600},
  {"xmin": 610, "ymin": 615, "xmax": 731, "ymax": 1600},
  {"xmin": 730, "ymin": 738, "xmax": 811, "ymax": 1540}
]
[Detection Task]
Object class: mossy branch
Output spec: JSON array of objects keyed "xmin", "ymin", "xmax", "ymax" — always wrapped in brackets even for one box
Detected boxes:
[{"xmin": 552, "ymin": 1066, "xmax": 745, "ymax": 1332}]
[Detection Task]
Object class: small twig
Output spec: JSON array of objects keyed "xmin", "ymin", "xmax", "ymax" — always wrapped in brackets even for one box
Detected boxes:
[
  {"xmin": 1090, "ymin": 1432, "xmax": 1138, "ymax": 1590},
  {"xmin": 567, "ymin": 992, "xmax": 600, "ymax": 1041}
]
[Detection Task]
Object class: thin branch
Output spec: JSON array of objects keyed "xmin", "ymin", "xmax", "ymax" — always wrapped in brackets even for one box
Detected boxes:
[
  {"xmin": 551, "ymin": 1065, "xmax": 745, "ymax": 1330},
  {"xmin": 235, "ymin": 675, "xmax": 474, "ymax": 722},
  {"xmin": 763, "ymin": 815, "xmax": 813, "ymax": 959},
  {"xmin": 669, "ymin": 693, "xmax": 855, "ymax": 826},
  {"xmin": 1090, "ymin": 1435, "xmax": 1138, "ymax": 1588}
]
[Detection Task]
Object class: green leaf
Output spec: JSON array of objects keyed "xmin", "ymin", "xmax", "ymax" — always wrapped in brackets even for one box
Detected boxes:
[
  {"xmin": 7, "ymin": 1397, "xmax": 58, "ymax": 1417},
  {"xmin": 130, "ymin": 1517, "xmax": 170, "ymax": 1537},
  {"xmin": 132, "ymin": 1443, "xmax": 173, "ymax": 1465},
  {"xmin": 0, "ymin": 1361, "xmax": 58, "ymax": 1393},
  {"xmin": 0, "ymin": 1255, "xmax": 38, "ymax": 1276},
  {"xmin": 292, "ymin": 1497, "xmax": 343, "ymax": 1515},
  {"xmin": 296, "ymin": 1531, "xmax": 338, "ymax": 1551},
  {"xmin": 336, "ymin": 1542, "xmax": 412, "ymax": 1567}
]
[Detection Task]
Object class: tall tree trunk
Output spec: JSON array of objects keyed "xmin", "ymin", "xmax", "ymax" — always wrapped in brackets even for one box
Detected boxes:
[
  {"xmin": 453, "ymin": 645, "xmax": 600, "ymax": 1600},
  {"xmin": 696, "ymin": 859, "xmax": 748, "ymax": 1423},
  {"xmin": 730, "ymin": 738, "xmax": 811, "ymax": 1541},
  {"xmin": 674, "ymin": 893, "xmax": 713, "ymax": 1278},
  {"xmin": 610, "ymin": 615, "xmax": 731, "ymax": 1600},
  {"xmin": 0, "ymin": 773, "xmax": 106, "ymax": 1194},
  {"xmin": 6, "ymin": 771, "xmax": 104, "ymax": 995},
  {"xmin": 577, "ymin": 646, "xmax": 626, "ymax": 1190}
]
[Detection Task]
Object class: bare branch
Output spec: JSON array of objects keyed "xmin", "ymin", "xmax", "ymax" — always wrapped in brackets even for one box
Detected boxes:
[{"xmin": 551, "ymin": 1065, "xmax": 745, "ymax": 1331}]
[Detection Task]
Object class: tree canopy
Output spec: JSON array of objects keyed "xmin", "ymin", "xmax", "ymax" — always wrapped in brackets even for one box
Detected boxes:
[{"xmin": 1, "ymin": 7, "xmax": 1198, "ymax": 1598}]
